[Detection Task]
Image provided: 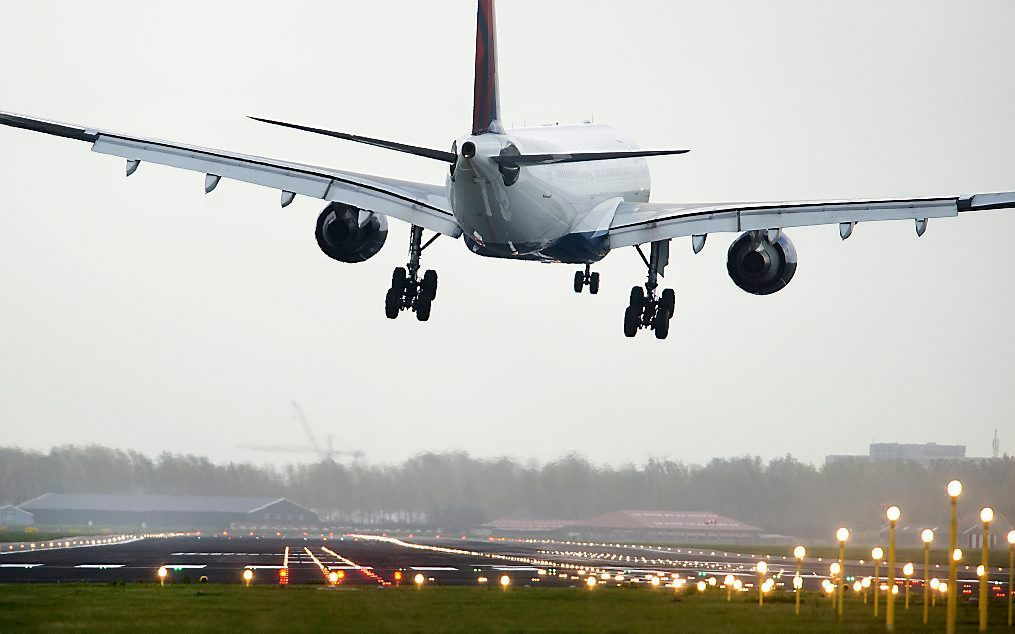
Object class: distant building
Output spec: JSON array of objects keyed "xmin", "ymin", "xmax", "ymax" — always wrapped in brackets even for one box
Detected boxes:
[
  {"xmin": 486, "ymin": 510, "xmax": 762, "ymax": 543},
  {"xmin": 17, "ymin": 493, "xmax": 318, "ymax": 530},
  {"xmin": 960, "ymin": 512, "xmax": 1013, "ymax": 550},
  {"xmin": 826, "ymin": 442, "xmax": 967, "ymax": 466},
  {"xmin": 0, "ymin": 505, "xmax": 34, "ymax": 526}
]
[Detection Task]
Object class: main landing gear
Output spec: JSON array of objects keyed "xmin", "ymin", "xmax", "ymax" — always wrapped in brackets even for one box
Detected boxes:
[
  {"xmin": 386, "ymin": 225, "xmax": 439, "ymax": 322},
  {"xmin": 573, "ymin": 264, "xmax": 600, "ymax": 294},
  {"xmin": 624, "ymin": 239, "xmax": 675, "ymax": 340}
]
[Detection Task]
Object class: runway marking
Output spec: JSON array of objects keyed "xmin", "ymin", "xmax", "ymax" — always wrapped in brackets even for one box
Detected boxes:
[
  {"xmin": 493, "ymin": 566, "xmax": 540, "ymax": 571},
  {"xmin": 326, "ymin": 565, "xmax": 373, "ymax": 570},
  {"xmin": 164, "ymin": 564, "xmax": 206, "ymax": 569},
  {"xmin": 302, "ymin": 547, "xmax": 332, "ymax": 583},
  {"xmin": 282, "ymin": 546, "xmax": 290, "ymax": 569},
  {"xmin": 245, "ymin": 565, "xmax": 285, "ymax": 569},
  {"xmin": 0, "ymin": 563, "xmax": 42, "ymax": 568},
  {"xmin": 320, "ymin": 546, "xmax": 388, "ymax": 585},
  {"xmin": 410, "ymin": 566, "xmax": 458, "ymax": 571},
  {"xmin": 74, "ymin": 564, "xmax": 124, "ymax": 569}
]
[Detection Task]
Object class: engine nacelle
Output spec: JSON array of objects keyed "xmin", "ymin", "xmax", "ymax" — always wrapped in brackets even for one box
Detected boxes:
[
  {"xmin": 315, "ymin": 203, "xmax": 388, "ymax": 263},
  {"xmin": 726, "ymin": 231, "xmax": 798, "ymax": 295}
]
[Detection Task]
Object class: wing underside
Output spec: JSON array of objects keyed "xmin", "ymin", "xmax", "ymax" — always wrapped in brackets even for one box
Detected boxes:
[
  {"xmin": 0, "ymin": 111, "xmax": 461, "ymax": 237},
  {"xmin": 608, "ymin": 193, "xmax": 1015, "ymax": 248}
]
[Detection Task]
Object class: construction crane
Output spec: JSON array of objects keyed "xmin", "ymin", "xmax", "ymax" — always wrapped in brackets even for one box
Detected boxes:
[{"xmin": 237, "ymin": 401, "xmax": 364, "ymax": 462}]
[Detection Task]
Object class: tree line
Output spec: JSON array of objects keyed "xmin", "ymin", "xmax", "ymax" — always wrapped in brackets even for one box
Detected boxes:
[{"xmin": 0, "ymin": 445, "xmax": 1011, "ymax": 537}]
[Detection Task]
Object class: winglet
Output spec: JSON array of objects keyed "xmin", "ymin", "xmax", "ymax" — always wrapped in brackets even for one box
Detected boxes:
[{"xmin": 472, "ymin": 0, "xmax": 501, "ymax": 135}]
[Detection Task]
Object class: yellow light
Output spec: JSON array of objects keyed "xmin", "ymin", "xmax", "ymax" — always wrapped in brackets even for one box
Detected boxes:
[
  {"xmin": 724, "ymin": 574, "xmax": 735, "ymax": 586},
  {"xmin": 886, "ymin": 506, "xmax": 901, "ymax": 522},
  {"xmin": 903, "ymin": 563, "xmax": 914, "ymax": 577},
  {"xmin": 836, "ymin": 527, "xmax": 850, "ymax": 542},
  {"xmin": 756, "ymin": 561, "xmax": 768, "ymax": 574},
  {"xmin": 921, "ymin": 529, "xmax": 934, "ymax": 544},
  {"xmin": 980, "ymin": 507, "xmax": 994, "ymax": 523},
  {"xmin": 157, "ymin": 566, "xmax": 167, "ymax": 579},
  {"xmin": 952, "ymin": 548, "xmax": 962, "ymax": 562},
  {"xmin": 477, "ymin": 576, "xmax": 488, "ymax": 583},
  {"xmin": 861, "ymin": 576, "xmax": 871, "ymax": 588},
  {"xmin": 939, "ymin": 582, "xmax": 948, "ymax": 594},
  {"xmin": 1008, "ymin": 530, "xmax": 1015, "ymax": 545},
  {"xmin": 929, "ymin": 578, "xmax": 940, "ymax": 590},
  {"xmin": 328, "ymin": 571, "xmax": 339, "ymax": 585},
  {"xmin": 733, "ymin": 579, "xmax": 743, "ymax": 590},
  {"xmin": 793, "ymin": 545, "xmax": 806, "ymax": 559},
  {"xmin": 891, "ymin": 584, "xmax": 899, "ymax": 595},
  {"xmin": 793, "ymin": 575, "xmax": 803, "ymax": 590},
  {"xmin": 830, "ymin": 562, "xmax": 841, "ymax": 576},
  {"xmin": 586, "ymin": 576, "xmax": 597, "ymax": 588},
  {"xmin": 976, "ymin": 565, "xmax": 985, "ymax": 577},
  {"xmin": 947, "ymin": 480, "xmax": 962, "ymax": 498},
  {"xmin": 853, "ymin": 581, "xmax": 862, "ymax": 592},
  {"xmin": 242, "ymin": 569, "xmax": 253, "ymax": 583},
  {"xmin": 414, "ymin": 573, "xmax": 425, "ymax": 585},
  {"xmin": 872, "ymin": 547, "xmax": 884, "ymax": 561},
  {"xmin": 500, "ymin": 575, "xmax": 510, "ymax": 587},
  {"xmin": 696, "ymin": 580, "xmax": 706, "ymax": 592}
]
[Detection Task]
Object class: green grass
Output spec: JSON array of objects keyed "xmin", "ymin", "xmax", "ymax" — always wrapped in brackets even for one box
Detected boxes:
[
  {"xmin": 0, "ymin": 584, "xmax": 1006, "ymax": 632},
  {"xmin": 0, "ymin": 531, "xmax": 81, "ymax": 543}
]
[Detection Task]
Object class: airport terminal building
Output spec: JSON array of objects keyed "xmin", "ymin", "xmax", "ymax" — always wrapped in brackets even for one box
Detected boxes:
[{"xmin": 16, "ymin": 494, "xmax": 318, "ymax": 530}]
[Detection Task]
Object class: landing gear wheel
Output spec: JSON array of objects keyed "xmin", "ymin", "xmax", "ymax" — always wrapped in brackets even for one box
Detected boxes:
[
  {"xmin": 574, "ymin": 271, "xmax": 584, "ymax": 293},
  {"xmin": 589, "ymin": 272, "xmax": 600, "ymax": 295},
  {"xmin": 629, "ymin": 286, "xmax": 645, "ymax": 310},
  {"xmin": 653, "ymin": 309, "xmax": 670, "ymax": 340},
  {"xmin": 391, "ymin": 267, "xmax": 407, "ymax": 295},
  {"xmin": 623, "ymin": 305, "xmax": 640, "ymax": 338},
  {"xmin": 661, "ymin": 288, "xmax": 675, "ymax": 318},
  {"xmin": 416, "ymin": 294, "xmax": 432, "ymax": 322},
  {"xmin": 422, "ymin": 270, "xmax": 438, "ymax": 300},
  {"xmin": 385, "ymin": 287, "xmax": 400, "ymax": 319}
]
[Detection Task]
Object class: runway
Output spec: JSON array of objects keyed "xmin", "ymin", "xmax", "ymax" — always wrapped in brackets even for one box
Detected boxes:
[{"xmin": 0, "ymin": 533, "xmax": 1000, "ymax": 597}]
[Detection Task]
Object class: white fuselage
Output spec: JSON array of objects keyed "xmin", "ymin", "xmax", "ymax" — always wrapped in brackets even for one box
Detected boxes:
[{"xmin": 447, "ymin": 124, "xmax": 650, "ymax": 262}]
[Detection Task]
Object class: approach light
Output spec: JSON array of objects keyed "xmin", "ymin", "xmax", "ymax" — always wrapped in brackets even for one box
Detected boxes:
[
  {"xmin": 500, "ymin": 574, "xmax": 510, "ymax": 588},
  {"xmin": 836, "ymin": 527, "xmax": 850, "ymax": 542},
  {"xmin": 724, "ymin": 574, "xmax": 735, "ymax": 586},
  {"xmin": 903, "ymin": 563, "xmax": 914, "ymax": 577},
  {"xmin": 861, "ymin": 577, "xmax": 872, "ymax": 588},
  {"xmin": 756, "ymin": 561, "xmax": 768, "ymax": 574},
  {"xmin": 733, "ymin": 579, "xmax": 743, "ymax": 590},
  {"xmin": 707, "ymin": 577, "xmax": 717, "ymax": 587},
  {"xmin": 793, "ymin": 546, "xmax": 806, "ymax": 559},
  {"xmin": 696, "ymin": 580, "xmax": 706, "ymax": 592},
  {"xmin": 980, "ymin": 507, "xmax": 994, "ymax": 523},
  {"xmin": 157, "ymin": 566, "xmax": 168, "ymax": 586},
  {"xmin": 651, "ymin": 576, "xmax": 661, "ymax": 587},
  {"xmin": 976, "ymin": 565, "xmax": 986, "ymax": 578},
  {"xmin": 947, "ymin": 480, "xmax": 962, "ymax": 498},
  {"xmin": 830, "ymin": 562, "xmax": 841, "ymax": 576},
  {"xmin": 328, "ymin": 571, "xmax": 339, "ymax": 585},
  {"xmin": 1008, "ymin": 530, "xmax": 1015, "ymax": 545},
  {"xmin": 886, "ymin": 506, "xmax": 901, "ymax": 522},
  {"xmin": 930, "ymin": 578, "xmax": 940, "ymax": 590},
  {"xmin": 952, "ymin": 548, "xmax": 962, "ymax": 562},
  {"xmin": 921, "ymin": 529, "xmax": 934, "ymax": 544},
  {"xmin": 891, "ymin": 584, "xmax": 899, "ymax": 595},
  {"xmin": 793, "ymin": 575, "xmax": 803, "ymax": 590},
  {"xmin": 393, "ymin": 571, "xmax": 403, "ymax": 581},
  {"xmin": 586, "ymin": 576, "xmax": 597, "ymax": 588},
  {"xmin": 414, "ymin": 573, "xmax": 425, "ymax": 586},
  {"xmin": 872, "ymin": 547, "xmax": 884, "ymax": 561},
  {"xmin": 242, "ymin": 569, "xmax": 253, "ymax": 586},
  {"xmin": 853, "ymin": 581, "xmax": 862, "ymax": 592}
]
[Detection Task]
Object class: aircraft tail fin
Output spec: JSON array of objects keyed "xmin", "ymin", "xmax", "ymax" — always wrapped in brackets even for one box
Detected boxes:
[{"xmin": 472, "ymin": 0, "xmax": 501, "ymax": 135}]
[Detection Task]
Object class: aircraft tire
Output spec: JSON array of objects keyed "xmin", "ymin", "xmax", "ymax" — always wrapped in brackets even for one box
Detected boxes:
[
  {"xmin": 574, "ymin": 271, "xmax": 584, "ymax": 293},
  {"xmin": 589, "ymin": 272, "xmax": 600, "ymax": 295},
  {"xmin": 623, "ymin": 305, "xmax": 639, "ymax": 338},
  {"xmin": 385, "ymin": 287, "xmax": 400, "ymax": 319}
]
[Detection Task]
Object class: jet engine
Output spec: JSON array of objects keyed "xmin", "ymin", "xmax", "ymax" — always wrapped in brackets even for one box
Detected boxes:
[
  {"xmin": 315, "ymin": 202, "xmax": 388, "ymax": 263},
  {"xmin": 726, "ymin": 231, "xmax": 798, "ymax": 295}
]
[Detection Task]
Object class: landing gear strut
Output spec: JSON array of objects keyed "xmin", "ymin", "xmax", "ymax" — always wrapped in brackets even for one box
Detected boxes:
[
  {"xmin": 573, "ymin": 264, "xmax": 600, "ymax": 294},
  {"xmin": 624, "ymin": 240, "xmax": 675, "ymax": 339},
  {"xmin": 386, "ymin": 225, "xmax": 439, "ymax": 321}
]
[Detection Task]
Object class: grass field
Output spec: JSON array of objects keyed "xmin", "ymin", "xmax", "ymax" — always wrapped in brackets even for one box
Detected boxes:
[
  {"xmin": 0, "ymin": 531, "xmax": 81, "ymax": 543},
  {"xmin": 0, "ymin": 584, "xmax": 1005, "ymax": 632}
]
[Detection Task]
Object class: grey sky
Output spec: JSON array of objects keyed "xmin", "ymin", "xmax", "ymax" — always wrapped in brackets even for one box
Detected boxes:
[{"xmin": 1, "ymin": 0, "xmax": 1013, "ymax": 467}]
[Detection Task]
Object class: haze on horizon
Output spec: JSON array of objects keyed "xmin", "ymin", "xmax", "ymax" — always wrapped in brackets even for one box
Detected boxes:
[{"xmin": 1, "ymin": 0, "xmax": 1013, "ymax": 468}]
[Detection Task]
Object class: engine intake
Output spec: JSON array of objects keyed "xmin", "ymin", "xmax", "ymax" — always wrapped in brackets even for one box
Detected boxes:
[
  {"xmin": 726, "ymin": 231, "xmax": 797, "ymax": 295},
  {"xmin": 315, "ymin": 203, "xmax": 388, "ymax": 263}
]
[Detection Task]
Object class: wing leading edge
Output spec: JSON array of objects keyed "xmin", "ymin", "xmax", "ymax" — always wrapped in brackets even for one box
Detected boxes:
[
  {"xmin": 608, "ymin": 193, "xmax": 1015, "ymax": 249},
  {"xmin": 0, "ymin": 111, "xmax": 461, "ymax": 237}
]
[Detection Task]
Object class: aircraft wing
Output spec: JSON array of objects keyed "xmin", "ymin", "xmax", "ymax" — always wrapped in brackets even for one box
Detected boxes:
[
  {"xmin": 608, "ymin": 193, "xmax": 1015, "ymax": 249},
  {"xmin": 0, "ymin": 111, "xmax": 461, "ymax": 237}
]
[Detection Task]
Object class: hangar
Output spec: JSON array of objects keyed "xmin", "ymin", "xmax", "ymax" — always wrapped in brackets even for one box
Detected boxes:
[{"xmin": 16, "ymin": 493, "xmax": 318, "ymax": 530}]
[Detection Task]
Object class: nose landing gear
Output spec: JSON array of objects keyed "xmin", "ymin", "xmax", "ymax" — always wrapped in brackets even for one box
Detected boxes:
[
  {"xmin": 624, "ymin": 240, "xmax": 675, "ymax": 339},
  {"xmin": 386, "ymin": 225, "xmax": 440, "ymax": 322},
  {"xmin": 573, "ymin": 264, "xmax": 600, "ymax": 294}
]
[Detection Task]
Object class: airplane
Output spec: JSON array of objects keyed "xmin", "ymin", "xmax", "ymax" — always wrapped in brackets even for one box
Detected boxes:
[{"xmin": 2, "ymin": 0, "xmax": 1013, "ymax": 340}]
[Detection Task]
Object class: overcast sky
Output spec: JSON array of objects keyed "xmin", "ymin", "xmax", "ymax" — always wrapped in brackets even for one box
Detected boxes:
[{"xmin": 1, "ymin": 0, "xmax": 1013, "ymax": 467}]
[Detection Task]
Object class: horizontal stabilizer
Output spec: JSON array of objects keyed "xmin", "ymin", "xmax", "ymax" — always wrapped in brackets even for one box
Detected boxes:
[
  {"xmin": 494, "ymin": 148, "xmax": 689, "ymax": 167},
  {"xmin": 249, "ymin": 116, "xmax": 456, "ymax": 163}
]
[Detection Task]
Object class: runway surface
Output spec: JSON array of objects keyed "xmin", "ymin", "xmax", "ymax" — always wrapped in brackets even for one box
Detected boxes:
[{"xmin": 0, "ymin": 533, "xmax": 1000, "ymax": 596}]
